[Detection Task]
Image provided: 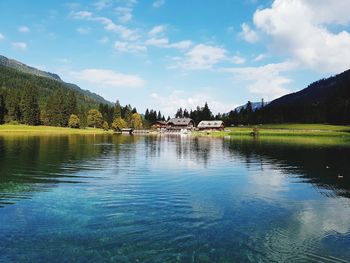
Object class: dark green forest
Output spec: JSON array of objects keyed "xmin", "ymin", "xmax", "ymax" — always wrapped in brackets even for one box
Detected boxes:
[{"xmin": 220, "ymin": 69, "xmax": 350, "ymax": 126}]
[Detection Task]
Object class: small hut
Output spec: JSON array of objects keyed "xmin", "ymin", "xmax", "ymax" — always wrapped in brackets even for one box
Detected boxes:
[{"xmin": 197, "ymin": 120, "xmax": 225, "ymax": 131}]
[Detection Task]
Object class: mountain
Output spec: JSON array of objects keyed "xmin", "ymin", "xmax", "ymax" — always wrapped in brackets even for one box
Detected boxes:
[
  {"xmin": 0, "ymin": 55, "xmax": 61, "ymax": 81},
  {"xmin": 269, "ymin": 69, "xmax": 350, "ymax": 107},
  {"xmin": 234, "ymin": 101, "xmax": 269, "ymax": 112},
  {"xmin": 263, "ymin": 69, "xmax": 350, "ymax": 124},
  {"xmin": 0, "ymin": 54, "xmax": 111, "ymax": 105}
]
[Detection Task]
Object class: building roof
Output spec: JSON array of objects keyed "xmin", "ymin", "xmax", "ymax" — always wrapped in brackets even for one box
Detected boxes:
[
  {"xmin": 167, "ymin": 118, "xmax": 194, "ymax": 125},
  {"xmin": 152, "ymin": 121, "xmax": 167, "ymax": 125},
  {"xmin": 197, "ymin": 120, "xmax": 224, "ymax": 128}
]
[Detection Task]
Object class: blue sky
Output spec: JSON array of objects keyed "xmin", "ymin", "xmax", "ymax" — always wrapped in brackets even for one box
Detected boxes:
[{"xmin": 1, "ymin": 0, "xmax": 350, "ymax": 116}]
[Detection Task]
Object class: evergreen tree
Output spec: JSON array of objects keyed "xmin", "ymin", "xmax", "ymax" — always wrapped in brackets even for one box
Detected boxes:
[
  {"xmin": 124, "ymin": 104, "xmax": 132, "ymax": 125},
  {"xmin": 6, "ymin": 89, "xmax": 22, "ymax": 121},
  {"xmin": 145, "ymin": 109, "xmax": 149, "ymax": 120},
  {"xmin": 114, "ymin": 100, "xmax": 122, "ymax": 119},
  {"xmin": 202, "ymin": 102, "xmax": 213, "ymax": 120},
  {"xmin": 0, "ymin": 93, "xmax": 5, "ymax": 124},
  {"xmin": 45, "ymin": 89, "xmax": 70, "ymax": 126},
  {"xmin": 21, "ymin": 86, "xmax": 40, "ymax": 125}
]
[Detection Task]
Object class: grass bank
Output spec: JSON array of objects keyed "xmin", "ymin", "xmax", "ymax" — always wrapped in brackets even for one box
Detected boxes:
[
  {"xmin": 193, "ymin": 124, "xmax": 350, "ymax": 147},
  {"xmin": 0, "ymin": 124, "xmax": 113, "ymax": 135},
  {"xmin": 193, "ymin": 124, "xmax": 350, "ymax": 138}
]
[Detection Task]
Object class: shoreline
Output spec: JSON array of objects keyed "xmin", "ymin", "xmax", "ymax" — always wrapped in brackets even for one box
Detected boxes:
[
  {"xmin": 0, "ymin": 124, "xmax": 113, "ymax": 135},
  {"xmin": 1, "ymin": 123, "xmax": 349, "ymax": 139}
]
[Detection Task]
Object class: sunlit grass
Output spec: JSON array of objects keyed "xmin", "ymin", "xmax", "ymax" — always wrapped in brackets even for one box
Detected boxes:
[
  {"xmin": 0, "ymin": 124, "xmax": 113, "ymax": 135},
  {"xmin": 193, "ymin": 123, "xmax": 350, "ymax": 146}
]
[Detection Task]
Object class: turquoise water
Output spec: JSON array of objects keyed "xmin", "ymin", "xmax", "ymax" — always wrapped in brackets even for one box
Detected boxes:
[{"xmin": 0, "ymin": 134, "xmax": 350, "ymax": 262}]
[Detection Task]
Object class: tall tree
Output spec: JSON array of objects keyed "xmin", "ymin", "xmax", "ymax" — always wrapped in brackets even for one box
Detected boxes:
[
  {"xmin": 130, "ymin": 113, "xmax": 143, "ymax": 129},
  {"xmin": 5, "ymin": 89, "xmax": 22, "ymax": 122},
  {"xmin": 21, "ymin": 86, "xmax": 40, "ymax": 125},
  {"xmin": 114, "ymin": 100, "xmax": 122, "ymax": 119},
  {"xmin": 124, "ymin": 104, "xmax": 132, "ymax": 125},
  {"xmin": 111, "ymin": 117, "xmax": 127, "ymax": 131},
  {"xmin": 87, "ymin": 109, "xmax": 103, "ymax": 128},
  {"xmin": 0, "ymin": 93, "xmax": 5, "ymax": 124}
]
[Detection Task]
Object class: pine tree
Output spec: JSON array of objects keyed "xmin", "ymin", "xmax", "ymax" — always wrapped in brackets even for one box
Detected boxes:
[
  {"xmin": 145, "ymin": 108, "xmax": 150, "ymax": 120},
  {"xmin": 0, "ymin": 93, "xmax": 5, "ymax": 124},
  {"xmin": 124, "ymin": 104, "xmax": 132, "ymax": 126},
  {"xmin": 114, "ymin": 100, "xmax": 122, "ymax": 119},
  {"xmin": 21, "ymin": 86, "xmax": 40, "ymax": 125}
]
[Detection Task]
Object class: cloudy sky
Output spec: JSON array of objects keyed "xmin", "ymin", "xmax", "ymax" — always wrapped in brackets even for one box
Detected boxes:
[{"xmin": 1, "ymin": 0, "xmax": 350, "ymax": 116}]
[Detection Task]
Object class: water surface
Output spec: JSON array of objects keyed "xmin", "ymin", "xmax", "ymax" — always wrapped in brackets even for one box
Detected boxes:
[{"xmin": 0, "ymin": 134, "xmax": 350, "ymax": 262}]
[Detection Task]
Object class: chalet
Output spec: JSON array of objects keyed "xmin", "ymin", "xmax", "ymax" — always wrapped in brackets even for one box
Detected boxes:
[
  {"xmin": 151, "ymin": 120, "xmax": 168, "ymax": 130},
  {"xmin": 167, "ymin": 118, "xmax": 195, "ymax": 131},
  {"xmin": 197, "ymin": 120, "xmax": 225, "ymax": 131}
]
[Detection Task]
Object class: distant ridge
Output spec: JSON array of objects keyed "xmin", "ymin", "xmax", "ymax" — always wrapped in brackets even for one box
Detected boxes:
[
  {"xmin": 263, "ymin": 69, "xmax": 350, "ymax": 124},
  {"xmin": 0, "ymin": 54, "xmax": 111, "ymax": 105},
  {"xmin": 234, "ymin": 101, "xmax": 269, "ymax": 112},
  {"xmin": 0, "ymin": 55, "xmax": 61, "ymax": 81},
  {"xmin": 269, "ymin": 69, "xmax": 350, "ymax": 107}
]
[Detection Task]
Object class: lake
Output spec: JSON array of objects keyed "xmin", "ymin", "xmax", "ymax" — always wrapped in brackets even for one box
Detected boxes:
[{"xmin": 0, "ymin": 134, "xmax": 350, "ymax": 262}]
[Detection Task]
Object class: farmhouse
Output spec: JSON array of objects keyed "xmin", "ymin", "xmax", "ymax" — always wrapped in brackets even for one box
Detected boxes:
[
  {"xmin": 197, "ymin": 120, "xmax": 225, "ymax": 131},
  {"xmin": 151, "ymin": 120, "xmax": 168, "ymax": 130},
  {"xmin": 167, "ymin": 118, "xmax": 195, "ymax": 131}
]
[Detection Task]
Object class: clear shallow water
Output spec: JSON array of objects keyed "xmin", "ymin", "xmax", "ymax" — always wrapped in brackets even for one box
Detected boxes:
[{"xmin": 0, "ymin": 134, "xmax": 350, "ymax": 263}]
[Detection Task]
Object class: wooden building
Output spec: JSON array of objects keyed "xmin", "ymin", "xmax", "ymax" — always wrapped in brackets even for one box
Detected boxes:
[
  {"xmin": 166, "ymin": 118, "xmax": 195, "ymax": 131},
  {"xmin": 151, "ymin": 120, "xmax": 168, "ymax": 130},
  {"xmin": 197, "ymin": 120, "xmax": 225, "ymax": 131}
]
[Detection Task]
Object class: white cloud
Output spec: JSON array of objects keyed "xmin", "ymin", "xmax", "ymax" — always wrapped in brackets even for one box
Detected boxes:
[
  {"xmin": 168, "ymin": 40, "xmax": 193, "ymax": 50},
  {"xmin": 221, "ymin": 62, "xmax": 297, "ymax": 100},
  {"xmin": 18, "ymin": 26, "xmax": 30, "ymax": 33},
  {"xmin": 93, "ymin": 0, "xmax": 112, "ymax": 10},
  {"xmin": 175, "ymin": 44, "xmax": 227, "ymax": 70},
  {"xmin": 240, "ymin": 23, "xmax": 258, "ymax": 43},
  {"xmin": 76, "ymin": 27, "xmax": 90, "ymax": 34},
  {"xmin": 145, "ymin": 37, "xmax": 169, "ymax": 47},
  {"xmin": 71, "ymin": 11, "xmax": 93, "ymax": 19},
  {"xmin": 252, "ymin": 0, "xmax": 350, "ymax": 73},
  {"xmin": 71, "ymin": 10, "xmax": 140, "ymax": 41},
  {"xmin": 150, "ymin": 90, "xmax": 234, "ymax": 116},
  {"xmin": 231, "ymin": 55, "xmax": 246, "ymax": 65},
  {"xmin": 114, "ymin": 41, "xmax": 147, "ymax": 53},
  {"xmin": 0, "ymin": 33, "xmax": 5, "ymax": 40},
  {"xmin": 148, "ymin": 25, "xmax": 166, "ymax": 36},
  {"xmin": 152, "ymin": 0, "xmax": 165, "ymax": 8},
  {"xmin": 145, "ymin": 37, "xmax": 192, "ymax": 50},
  {"xmin": 12, "ymin": 42, "xmax": 27, "ymax": 50},
  {"xmin": 116, "ymin": 7, "xmax": 133, "ymax": 23},
  {"xmin": 254, "ymin": 53, "xmax": 267, "ymax": 62},
  {"xmin": 70, "ymin": 69, "xmax": 145, "ymax": 88}
]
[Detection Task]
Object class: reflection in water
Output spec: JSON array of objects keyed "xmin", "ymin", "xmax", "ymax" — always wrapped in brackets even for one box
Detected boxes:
[{"xmin": 0, "ymin": 134, "xmax": 350, "ymax": 262}]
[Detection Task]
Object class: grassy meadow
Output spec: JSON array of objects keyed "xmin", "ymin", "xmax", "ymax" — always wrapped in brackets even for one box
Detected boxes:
[
  {"xmin": 0, "ymin": 124, "xmax": 113, "ymax": 135},
  {"xmin": 193, "ymin": 124, "xmax": 350, "ymax": 146}
]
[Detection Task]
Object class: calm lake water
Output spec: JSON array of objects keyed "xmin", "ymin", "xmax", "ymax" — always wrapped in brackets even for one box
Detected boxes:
[{"xmin": 1, "ymin": 134, "xmax": 350, "ymax": 262}]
